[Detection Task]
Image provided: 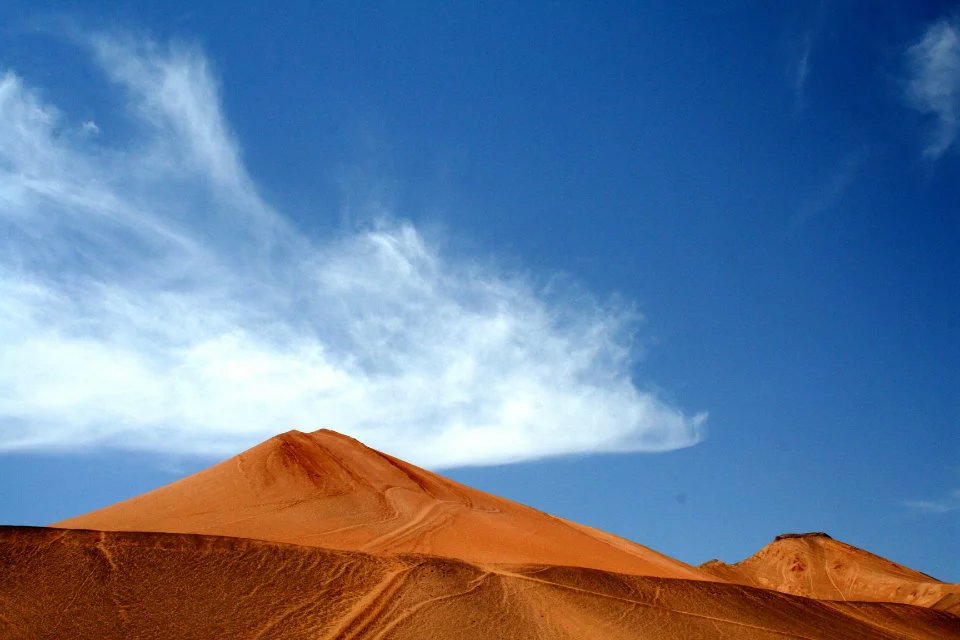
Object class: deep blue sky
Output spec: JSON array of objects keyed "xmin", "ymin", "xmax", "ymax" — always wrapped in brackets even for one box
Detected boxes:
[{"xmin": 1, "ymin": 2, "xmax": 957, "ymax": 580}]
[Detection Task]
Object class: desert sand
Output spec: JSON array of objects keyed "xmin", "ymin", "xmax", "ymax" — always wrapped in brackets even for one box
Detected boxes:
[
  {"xmin": 56, "ymin": 429, "xmax": 711, "ymax": 580},
  {"xmin": 701, "ymin": 531, "xmax": 960, "ymax": 614},
  {"xmin": 0, "ymin": 428, "xmax": 954, "ymax": 638},
  {"xmin": 2, "ymin": 526, "xmax": 958, "ymax": 639}
]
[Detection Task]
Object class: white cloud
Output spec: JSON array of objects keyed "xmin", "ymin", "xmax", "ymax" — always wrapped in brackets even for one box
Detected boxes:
[
  {"xmin": 903, "ymin": 488, "xmax": 960, "ymax": 515},
  {"xmin": 904, "ymin": 18, "xmax": 960, "ymax": 158},
  {"xmin": 0, "ymin": 34, "xmax": 705, "ymax": 468}
]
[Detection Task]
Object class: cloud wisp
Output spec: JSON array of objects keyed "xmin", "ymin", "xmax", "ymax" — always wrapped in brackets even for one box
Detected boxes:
[
  {"xmin": 904, "ymin": 18, "xmax": 960, "ymax": 158},
  {"xmin": 793, "ymin": 32, "xmax": 813, "ymax": 106},
  {"xmin": 791, "ymin": 146, "xmax": 868, "ymax": 229},
  {"xmin": 0, "ymin": 34, "xmax": 705, "ymax": 468},
  {"xmin": 903, "ymin": 489, "xmax": 960, "ymax": 515}
]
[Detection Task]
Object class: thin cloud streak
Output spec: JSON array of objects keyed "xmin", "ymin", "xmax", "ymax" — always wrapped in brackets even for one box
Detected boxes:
[
  {"xmin": 791, "ymin": 0, "xmax": 827, "ymax": 111},
  {"xmin": 794, "ymin": 33, "xmax": 812, "ymax": 103},
  {"xmin": 903, "ymin": 489, "xmax": 960, "ymax": 515},
  {"xmin": 0, "ymin": 33, "xmax": 705, "ymax": 468},
  {"xmin": 904, "ymin": 18, "xmax": 960, "ymax": 158},
  {"xmin": 791, "ymin": 146, "xmax": 868, "ymax": 228}
]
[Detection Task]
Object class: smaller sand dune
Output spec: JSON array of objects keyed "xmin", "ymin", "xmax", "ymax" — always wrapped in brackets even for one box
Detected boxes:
[{"xmin": 701, "ymin": 532, "xmax": 960, "ymax": 614}]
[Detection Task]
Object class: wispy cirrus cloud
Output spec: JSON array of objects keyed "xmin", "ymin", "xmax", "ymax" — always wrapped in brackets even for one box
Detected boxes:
[
  {"xmin": 791, "ymin": 146, "xmax": 869, "ymax": 228},
  {"xmin": 793, "ymin": 32, "xmax": 813, "ymax": 105},
  {"xmin": 0, "ymin": 33, "xmax": 705, "ymax": 468},
  {"xmin": 790, "ymin": 0, "xmax": 827, "ymax": 111},
  {"xmin": 903, "ymin": 488, "xmax": 960, "ymax": 514},
  {"xmin": 904, "ymin": 18, "xmax": 960, "ymax": 158}
]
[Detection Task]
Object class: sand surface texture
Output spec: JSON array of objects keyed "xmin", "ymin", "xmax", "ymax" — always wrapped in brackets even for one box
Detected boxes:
[
  {"xmin": 2, "ymin": 526, "xmax": 958, "ymax": 640},
  {"xmin": 701, "ymin": 532, "xmax": 960, "ymax": 614},
  {"xmin": 57, "ymin": 429, "xmax": 710, "ymax": 580}
]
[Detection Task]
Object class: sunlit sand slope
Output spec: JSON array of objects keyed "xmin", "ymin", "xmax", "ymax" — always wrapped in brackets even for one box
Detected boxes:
[
  {"xmin": 701, "ymin": 532, "xmax": 960, "ymax": 614},
  {"xmin": 56, "ymin": 429, "xmax": 709, "ymax": 579},
  {"xmin": 2, "ymin": 527, "xmax": 957, "ymax": 640}
]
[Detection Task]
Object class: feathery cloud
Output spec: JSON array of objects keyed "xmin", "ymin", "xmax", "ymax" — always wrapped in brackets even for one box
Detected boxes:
[
  {"xmin": 791, "ymin": 146, "xmax": 868, "ymax": 228},
  {"xmin": 904, "ymin": 18, "xmax": 960, "ymax": 158},
  {"xmin": 903, "ymin": 488, "xmax": 960, "ymax": 514},
  {"xmin": 0, "ymin": 34, "xmax": 705, "ymax": 468},
  {"xmin": 793, "ymin": 33, "xmax": 812, "ymax": 103}
]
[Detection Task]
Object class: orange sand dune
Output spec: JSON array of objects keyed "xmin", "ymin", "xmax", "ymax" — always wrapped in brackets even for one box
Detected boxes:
[
  {"xmin": 2, "ymin": 526, "xmax": 957, "ymax": 640},
  {"xmin": 701, "ymin": 532, "xmax": 960, "ymax": 614},
  {"xmin": 56, "ymin": 429, "xmax": 709, "ymax": 579}
]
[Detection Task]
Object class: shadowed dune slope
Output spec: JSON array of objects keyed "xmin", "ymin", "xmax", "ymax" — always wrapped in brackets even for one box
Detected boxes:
[
  {"xmin": 2, "ymin": 527, "xmax": 957, "ymax": 640},
  {"xmin": 701, "ymin": 532, "xmax": 960, "ymax": 614},
  {"xmin": 55, "ymin": 429, "xmax": 708, "ymax": 579}
]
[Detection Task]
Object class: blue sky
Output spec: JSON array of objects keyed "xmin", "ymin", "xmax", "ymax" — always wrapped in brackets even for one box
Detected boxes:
[{"xmin": 0, "ymin": 2, "xmax": 957, "ymax": 580}]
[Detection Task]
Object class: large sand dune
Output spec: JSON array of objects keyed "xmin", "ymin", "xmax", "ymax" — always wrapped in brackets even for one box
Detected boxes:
[
  {"xmin": 2, "ymin": 429, "xmax": 953, "ymax": 638},
  {"xmin": 56, "ymin": 429, "xmax": 710, "ymax": 580},
  {"xmin": 2, "ymin": 526, "xmax": 957, "ymax": 640},
  {"xmin": 701, "ymin": 532, "xmax": 960, "ymax": 614}
]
